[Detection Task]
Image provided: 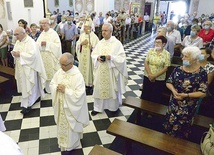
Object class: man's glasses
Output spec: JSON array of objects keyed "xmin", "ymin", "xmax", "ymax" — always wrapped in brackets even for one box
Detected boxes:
[
  {"xmin": 60, "ymin": 62, "xmax": 71, "ymax": 67},
  {"xmin": 14, "ymin": 32, "xmax": 24, "ymax": 36}
]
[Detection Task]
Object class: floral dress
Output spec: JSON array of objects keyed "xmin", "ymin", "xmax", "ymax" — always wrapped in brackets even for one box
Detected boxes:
[
  {"xmin": 163, "ymin": 66, "xmax": 208, "ymax": 138},
  {"xmin": 29, "ymin": 31, "xmax": 41, "ymax": 41}
]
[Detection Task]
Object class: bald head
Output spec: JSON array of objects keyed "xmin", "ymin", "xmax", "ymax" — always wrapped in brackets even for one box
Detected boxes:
[
  {"xmin": 14, "ymin": 27, "xmax": 26, "ymax": 41},
  {"xmin": 60, "ymin": 53, "xmax": 74, "ymax": 71}
]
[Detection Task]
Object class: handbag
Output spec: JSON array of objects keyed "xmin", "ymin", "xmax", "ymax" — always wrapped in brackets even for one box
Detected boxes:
[{"xmin": 200, "ymin": 124, "xmax": 214, "ymax": 155}]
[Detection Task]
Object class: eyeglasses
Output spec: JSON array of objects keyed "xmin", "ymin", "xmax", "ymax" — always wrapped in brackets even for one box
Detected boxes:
[
  {"xmin": 14, "ymin": 33, "xmax": 20, "ymax": 36},
  {"xmin": 155, "ymin": 41, "xmax": 162, "ymax": 44},
  {"xmin": 14, "ymin": 32, "xmax": 24, "ymax": 36},
  {"xmin": 60, "ymin": 62, "xmax": 72, "ymax": 67}
]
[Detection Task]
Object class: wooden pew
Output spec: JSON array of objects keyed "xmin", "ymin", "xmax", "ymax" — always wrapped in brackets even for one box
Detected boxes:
[
  {"xmin": 89, "ymin": 145, "xmax": 122, "ymax": 155},
  {"xmin": 107, "ymin": 119, "xmax": 201, "ymax": 155},
  {"xmin": 0, "ymin": 66, "xmax": 16, "ymax": 91},
  {"xmin": 123, "ymin": 96, "xmax": 214, "ymax": 128},
  {"xmin": 0, "ymin": 65, "xmax": 15, "ymax": 76}
]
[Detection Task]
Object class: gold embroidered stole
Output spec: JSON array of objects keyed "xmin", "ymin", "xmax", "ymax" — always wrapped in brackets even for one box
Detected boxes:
[
  {"xmin": 57, "ymin": 74, "xmax": 70, "ymax": 148},
  {"xmin": 99, "ymin": 42, "xmax": 112, "ymax": 99}
]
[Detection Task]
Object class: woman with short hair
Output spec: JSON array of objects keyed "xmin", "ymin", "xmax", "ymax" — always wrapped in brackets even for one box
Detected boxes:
[
  {"xmin": 140, "ymin": 36, "xmax": 171, "ymax": 104},
  {"xmin": 29, "ymin": 23, "xmax": 41, "ymax": 41},
  {"xmin": 182, "ymin": 25, "xmax": 203, "ymax": 48},
  {"xmin": 198, "ymin": 20, "xmax": 214, "ymax": 47},
  {"xmin": 163, "ymin": 46, "xmax": 208, "ymax": 138}
]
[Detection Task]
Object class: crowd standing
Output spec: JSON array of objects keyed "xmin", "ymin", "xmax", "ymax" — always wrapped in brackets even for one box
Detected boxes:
[{"xmin": 0, "ymin": 8, "xmax": 214, "ymax": 152}]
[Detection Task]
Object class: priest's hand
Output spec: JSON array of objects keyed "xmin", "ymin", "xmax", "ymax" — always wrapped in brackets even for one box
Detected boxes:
[
  {"xmin": 106, "ymin": 55, "xmax": 111, "ymax": 60},
  {"xmin": 57, "ymin": 84, "xmax": 65, "ymax": 93},
  {"xmin": 41, "ymin": 41, "xmax": 46, "ymax": 47},
  {"xmin": 11, "ymin": 51, "xmax": 20, "ymax": 57},
  {"xmin": 81, "ymin": 39, "xmax": 88, "ymax": 45}
]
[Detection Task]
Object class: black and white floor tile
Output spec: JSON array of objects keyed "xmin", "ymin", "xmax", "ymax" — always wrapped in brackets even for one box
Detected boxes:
[{"xmin": 0, "ymin": 32, "xmax": 156, "ymax": 155}]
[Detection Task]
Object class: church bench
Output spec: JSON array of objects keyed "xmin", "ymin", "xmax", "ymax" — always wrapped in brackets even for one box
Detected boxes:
[
  {"xmin": 107, "ymin": 119, "xmax": 201, "ymax": 155},
  {"xmin": 0, "ymin": 66, "xmax": 16, "ymax": 91},
  {"xmin": 123, "ymin": 96, "xmax": 214, "ymax": 128},
  {"xmin": 88, "ymin": 145, "xmax": 122, "ymax": 155},
  {"xmin": 0, "ymin": 76, "xmax": 9, "ymax": 83},
  {"xmin": 0, "ymin": 65, "xmax": 15, "ymax": 76}
]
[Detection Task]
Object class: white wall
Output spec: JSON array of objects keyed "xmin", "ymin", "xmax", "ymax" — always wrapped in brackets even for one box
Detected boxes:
[
  {"xmin": 47, "ymin": 0, "xmax": 74, "ymax": 14},
  {"xmin": 94, "ymin": 0, "xmax": 114, "ymax": 16},
  {"xmin": 197, "ymin": 0, "xmax": 214, "ymax": 16},
  {"xmin": 3, "ymin": 0, "xmax": 44, "ymax": 31}
]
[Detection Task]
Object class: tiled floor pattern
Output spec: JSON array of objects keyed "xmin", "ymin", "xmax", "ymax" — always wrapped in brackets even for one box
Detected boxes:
[{"xmin": 0, "ymin": 32, "xmax": 156, "ymax": 155}]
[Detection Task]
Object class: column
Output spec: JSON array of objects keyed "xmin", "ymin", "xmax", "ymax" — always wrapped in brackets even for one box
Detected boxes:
[{"xmin": 44, "ymin": 0, "xmax": 51, "ymax": 18}]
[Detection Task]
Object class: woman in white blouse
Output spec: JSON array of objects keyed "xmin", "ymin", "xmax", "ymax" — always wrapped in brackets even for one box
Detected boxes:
[{"xmin": 182, "ymin": 25, "xmax": 203, "ymax": 48}]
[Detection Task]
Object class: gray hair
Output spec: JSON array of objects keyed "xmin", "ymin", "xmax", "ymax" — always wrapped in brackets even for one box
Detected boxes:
[
  {"xmin": 103, "ymin": 23, "xmax": 113, "ymax": 32},
  {"xmin": 167, "ymin": 20, "xmax": 175, "ymax": 29},
  {"xmin": 191, "ymin": 25, "xmax": 201, "ymax": 32},
  {"xmin": 182, "ymin": 46, "xmax": 201, "ymax": 60},
  {"xmin": 62, "ymin": 52, "xmax": 74, "ymax": 64},
  {"xmin": 158, "ymin": 27, "xmax": 167, "ymax": 34}
]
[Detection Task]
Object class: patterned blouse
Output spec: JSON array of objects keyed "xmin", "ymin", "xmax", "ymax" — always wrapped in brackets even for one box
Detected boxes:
[
  {"xmin": 144, "ymin": 48, "xmax": 171, "ymax": 81},
  {"xmin": 29, "ymin": 31, "xmax": 41, "ymax": 41},
  {"xmin": 204, "ymin": 62, "xmax": 214, "ymax": 74}
]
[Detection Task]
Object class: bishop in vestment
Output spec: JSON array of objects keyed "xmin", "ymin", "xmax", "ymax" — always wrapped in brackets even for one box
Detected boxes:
[
  {"xmin": 50, "ymin": 53, "xmax": 89, "ymax": 151},
  {"xmin": 76, "ymin": 18, "xmax": 99, "ymax": 94},
  {"xmin": 37, "ymin": 18, "xmax": 62, "ymax": 93},
  {"xmin": 91, "ymin": 23, "xmax": 128, "ymax": 116}
]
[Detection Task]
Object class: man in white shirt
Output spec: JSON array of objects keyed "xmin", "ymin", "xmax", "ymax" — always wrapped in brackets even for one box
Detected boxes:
[
  {"xmin": 125, "ymin": 14, "xmax": 132, "ymax": 39},
  {"xmin": 166, "ymin": 21, "xmax": 181, "ymax": 47},
  {"xmin": 144, "ymin": 12, "xmax": 150, "ymax": 32}
]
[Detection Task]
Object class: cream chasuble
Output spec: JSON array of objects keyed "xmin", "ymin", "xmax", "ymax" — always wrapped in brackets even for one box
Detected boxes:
[
  {"xmin": 36, "ymin": 28, "xmax": 62, "ymax": 81},
  {"xmin": 13, "ymin": 36, "xmax": 47, "ymax": 108},
  {"xmin": 91, "ymin": 36, "xmax": 128, "ymax": 112},
  {"xmin": 50, "ymin": 66, "xmax": 89, "ymax": 151},
  {"xmin": 76, "ymin": 32, "xmax": 99, "ymax": 86}
]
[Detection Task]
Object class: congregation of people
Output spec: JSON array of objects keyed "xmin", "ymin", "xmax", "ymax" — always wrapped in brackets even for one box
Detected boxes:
[{"xmin": 0, "ymin": 8, "xmax": 214, "ymax": 153}]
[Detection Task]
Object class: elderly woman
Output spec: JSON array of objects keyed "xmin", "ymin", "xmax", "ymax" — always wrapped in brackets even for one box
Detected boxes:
[
  {"xmin": 140, "ymin": 36, "xmax": 171, "ymax": 104},
  {"xmin": 0, "ymin": 24, "xmax": 8, "ymax": 66},
  {"xmin": 198, "ymin": 20, "xmax": 214, "ymax": 47},
  {"xmin": 29, "ymin": 23, "xmax": 41, "ymax": 41},
  {"xmin": 182, "ymin": 25, "xmax": 203, "ymax": 48},
  {"xmin": 163, "ymin": 46, "xmax": 208, "ymax": 139}
]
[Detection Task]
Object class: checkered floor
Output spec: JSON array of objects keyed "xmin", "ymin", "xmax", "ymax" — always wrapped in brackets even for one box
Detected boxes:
[{"xmin": 0, "ymin": 32, "xmax": 156, "ymax": 155}]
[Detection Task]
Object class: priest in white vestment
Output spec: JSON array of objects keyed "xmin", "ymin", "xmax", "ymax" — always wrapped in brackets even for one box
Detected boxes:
[
  {"xmin": 50, "ymin": 53, "xmax": 89, "ymax": 151},
  {"xmin": 91, "ymin": 23, "xmax": 128, "ymax": 116},
  {"xmin": 0, "ymin": 131, "xmax": 23, "ymax": 155},
  {"xmin": 12, "ymin": 27, "xmax": 47, "ymax": 115},
  {"xmin": 76, "ymin": 18, "xmax": 99, "ymax": 94},
  {"xmin": 37, "ymin": 18, "xmax": 62, "ymax": 93}
]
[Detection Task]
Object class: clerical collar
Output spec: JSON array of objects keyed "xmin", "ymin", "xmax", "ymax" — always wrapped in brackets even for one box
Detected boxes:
[
  {"xmin": 21, "ymin": 35, "xmax": 27, "ymax": 42},
  {"xmin": 104, "ymin": 36, "xmax": 112, "ymax": 42}
]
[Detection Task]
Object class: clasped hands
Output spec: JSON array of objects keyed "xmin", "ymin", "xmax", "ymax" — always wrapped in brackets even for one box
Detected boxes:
[
  {"xmin": 148, "ymin": 74, "xmax": 156, "ymax": 82},
  {"xmin": 57, "ymin": 84, "xmax": 65, "ymax": 93},
  {"xmin": 11, "ymin": 51, "xmax": 20, "ymax": 57},
  {"xmin": 172, "ymin": 90, "xmax": 187, "ymax": 100},
  {"xmin": 41, "ymin": 41, "xmax": 46, "ymax": 47}
]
